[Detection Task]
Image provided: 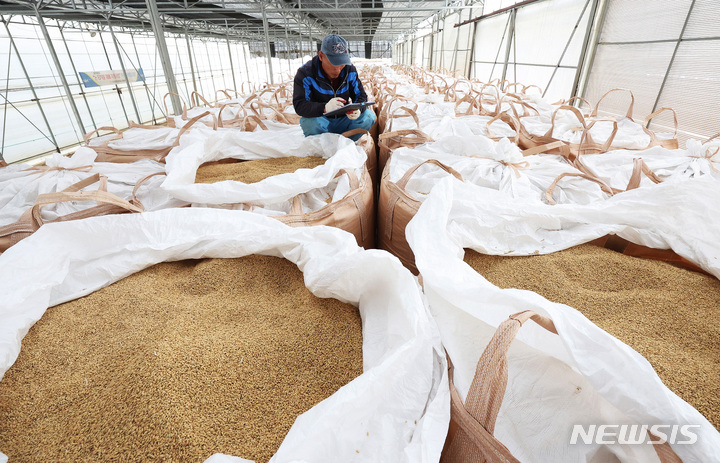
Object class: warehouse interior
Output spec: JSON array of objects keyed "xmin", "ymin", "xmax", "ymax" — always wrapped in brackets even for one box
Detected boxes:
[{"xmin": 1, "ymin": 1, "xmax": 719, "ymax": 462}]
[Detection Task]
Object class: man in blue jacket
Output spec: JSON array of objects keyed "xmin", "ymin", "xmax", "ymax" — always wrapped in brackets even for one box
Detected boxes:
[{"xmin": 293, "ymin": 34, "xmax": 376, "ymax": 140}]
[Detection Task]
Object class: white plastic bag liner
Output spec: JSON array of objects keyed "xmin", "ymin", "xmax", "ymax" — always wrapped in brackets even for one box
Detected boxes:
[
  {"xmin": 519, "ymin": 107, "xmax": 586, "ymax": 139},
  {"xmin": 162, "ymin": 130, "xmax": 366, "ymax": 205},
  {"xmin": 0, "ymin": 209, "xmax": 449, "ymax": 463},
  {"xmin": 258, "ymin": 119, "xmax": 303, "ymax": 131},
  {"xmin": 524, "ymin": 92, "xmax": 559, "ymax": 116},
  {"xmin": 0, "ymin": 149, "xmax": 183, "ymax": 227},
  {"xmin": 579, "ymin": 139, "xmax": 720, "ymax": 190},
  {"xmin": 195, "ymin": 168, "xmax": 360, "ymax": 216},
  {"xmin": 565, "ymin": 118, "xmax": 651, "ymax": 149},
  {"xmin": 406, "ymin": 176, "xmax": 720, "ymax": 462},
  {"xmin": 172, "ymin": 106, "xmax": 219, "ymax": 128},
  {"xmin": 521, "ymin": 110, "xmax": 675, "ymax": 150},
  {"xmin": 87, "ymin": 123, "xmax": 214, "ymax": 152},
  {"xmin": 388, "ymin": 136, "xmax": 606, "ymax": 205},
  {"xmin": 389, "ymin": 114, "xmax": 516, "ymax": 140}
]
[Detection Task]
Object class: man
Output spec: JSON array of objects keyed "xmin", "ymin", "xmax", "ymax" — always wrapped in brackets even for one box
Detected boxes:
[{"xmin": 293, "ymin": 34, "xmax": 376, "ymax": 140}]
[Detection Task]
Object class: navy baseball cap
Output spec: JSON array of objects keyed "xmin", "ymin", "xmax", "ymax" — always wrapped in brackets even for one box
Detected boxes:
[{"xmin": 321, "ymin": 34, "xmax": 352, "ymax": 66}]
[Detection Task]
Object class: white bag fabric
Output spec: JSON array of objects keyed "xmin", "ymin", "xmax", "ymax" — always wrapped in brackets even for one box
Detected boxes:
[
  {"xmin": 388, "ymin": 114, "xmax": 517, "ymax": 140},
  {"xmin": 0, "ymin": 209, "xmax": 449, "ymax": 463},
  {"xmin": 388, "ymin": 135, "xmax": 607, "ymax": 205},
  {"xmin": 172, "ymin": 106, "xmax": 219, "ymax": 128},
  {"xmin": 521, "ymin": 109, "xmax": 675, "ymax": 151},
  {"xmin": 196, "ymin": 170, "xmax": 360, "ymax": 216},
  {"xmin": 0, "ymin": 149, "xmax": 183, "ymax": 227},
  {"xmin": 87, "ymin": 124, "xmax": 212, "ymax": 152},
  {"xmin": 162, "ymin": 130, "xmax": 366, "ymax": 205},
  {"xmin": 579, "ymin": 139, "xmax": 720, "ymax": 190},
  {"xmin": 406, "ymin": 176, "xmax": 720, "ymax": 462}
]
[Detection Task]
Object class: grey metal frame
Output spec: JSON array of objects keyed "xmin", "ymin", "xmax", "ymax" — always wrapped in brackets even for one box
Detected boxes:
[
  {"xmin": 146, "ymin": 0, "xmax": 181, "ymax": 114},
  {"xmin": 185, "ymin": 27, "xmax": 198, "ymax": 105},
  {"xmin": 108, "ymin": 18, "xmax": 143, "ymax": 121},
  {"xmin": 2, "ymin": 17, "xmax": 59, "ymax": 153},
  {"xmin": 649, "ymin": 0, "xmax": 695, "ymax": 117},
  {"xmin": 34, "ymin": 5, "xmax": 87, "ymax": 136},
  {"xmin": 577, "ymin": 0, "xmax": 713, "ymax": 138},
  {"xmin": 455, "ymin": 0, "xmax": 597, "ymax": 96},
  {"xmin": 0, "ymin": 0, "xmax": 466, "ymax": 44}
]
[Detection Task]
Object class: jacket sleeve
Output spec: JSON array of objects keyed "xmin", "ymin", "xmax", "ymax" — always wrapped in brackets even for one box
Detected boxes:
[{"xmin": 293, "ymin": 70, "xmax": 325, "ymax": 118}]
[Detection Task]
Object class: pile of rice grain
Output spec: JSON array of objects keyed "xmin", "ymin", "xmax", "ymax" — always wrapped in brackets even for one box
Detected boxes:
[
  {"xmin": 464, "ymin": 244, "xmax": 720, "ymax": 429},
  {"xmin": 0, "ymin": 255, "xmax": 363, "ymax": 462},
  {"xmin": 195, "ymin": 156, "xmax": 326, "ymax": 184}
]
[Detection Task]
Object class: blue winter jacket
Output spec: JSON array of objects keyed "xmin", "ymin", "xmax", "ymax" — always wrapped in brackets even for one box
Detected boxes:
[{"xmin": 292, "ymin": 55, "xmax": 368, "ymax": 118}]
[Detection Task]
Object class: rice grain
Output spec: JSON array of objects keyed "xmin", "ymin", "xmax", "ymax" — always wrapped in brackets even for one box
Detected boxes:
[
  {"xmin": 464, "ymin": 244, "xmax": 720, "ymax": 429},
  {"xmin": 195, "ymin": 156, "xmax": 326, "ymax": 184},
  {"xmin": 0, "ymin": 255, "xmax": 363, "ymax": 462}
]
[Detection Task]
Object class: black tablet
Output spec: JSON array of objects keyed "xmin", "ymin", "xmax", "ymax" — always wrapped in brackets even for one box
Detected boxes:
[{"xmin": 323, "ymin": 101, "xmax": 376, "ymax": 118}]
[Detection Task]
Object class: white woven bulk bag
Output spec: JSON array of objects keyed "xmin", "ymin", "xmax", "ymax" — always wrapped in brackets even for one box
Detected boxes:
[
  {"xmin": 0, "ymin": 208, "xmax": 450, "ymax": 463},
  {"xmin": 387, "ymin": 112, "xmax": 517, "ymax": 141},
  {"xmin": 570, "ymin": 135, "xmax": 720, "ymax": 192},
  {"xmin": 0, "ymin": 149, "xmax": 182, "ymax": 228},
  {"xmin": 406, "ymin": 176, "xmax": 720, "ymax": 463},
  {"xmin": 161, "ymin": 130, "xmax": 365, "ymax": 206},
  {"xmin": 388, "ymin": 136, "xmax": 606, "ymax": 205}
]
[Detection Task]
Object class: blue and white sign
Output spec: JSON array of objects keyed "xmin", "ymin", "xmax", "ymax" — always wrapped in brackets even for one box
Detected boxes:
[{"xmin": 79, "ymin": 68, "xmax": 145, "ymax": 88}]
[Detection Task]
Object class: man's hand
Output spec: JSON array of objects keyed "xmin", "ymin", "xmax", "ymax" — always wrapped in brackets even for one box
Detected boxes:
[
  {"xmin": 325, "ymin": 97, "xmax": 346, "ymax": 114},
  {"xmin": 346, "ymin": 98, "xmax": 361, "ymax": 120}
]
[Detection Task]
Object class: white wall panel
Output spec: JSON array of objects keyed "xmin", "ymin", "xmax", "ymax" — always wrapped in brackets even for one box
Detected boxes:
[
  {"xmin": 514, "ymin": 0, "xmax": 590, "ymax": 67},
  {"xmin": 599, "ymin": 0, "xmax": 692, "ymax": 43},
  {"xmin": 653, "ymin": 40, "xmax": 720, "ymax": 140},
  {"xmin": 585, "ymin": 42, "xmax": 675, "ymax": 118},
  {"xmin": 472, "ymin": 13, "xmax": 511, "ymax": 62},
  {"xmin": 585, "ymin": 0, "xmax": 719, "ymax": 143},
  {"xmin": 684, "ymin": 0, "xmax": 720, "ymax": 39}
]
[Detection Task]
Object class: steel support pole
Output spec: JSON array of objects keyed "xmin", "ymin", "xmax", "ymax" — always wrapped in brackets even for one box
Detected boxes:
[
  {"xmin": 429, "ymin": 16, "xmax": 435, "ymax": 70},
  {"xmin": 437, "ymin": 18, "xmax": 444, "ymax": 69},
  {"xmin": 172, "ymin": 35, "xmax": 193, "ymax": 106},
  {"xmin": 130, "ymin": 30, "xmax": 159, "ymax": 124},
  {"xmin": 451, "ymin": 10, "xmax": 462, "ymax": 72},
  {"xmin": 226, "ymin": 33, "xmax": 238, "ymax": 91},
  {"xmin": 203, "ymin": 40, "xmax": 218, "ymax": 95},
  {"xmin": 262, "ymin": 2, "xmax": 274, "ymax": 84},
  {"xmin": 651, "ymin": 0, "xmax": 695, "ymax": 116},
  {"xmin": 107, "ymin": 19, "xmax": 142, "ymax": 122},
  {"xmin": 308, "ymin": 23, "xmax": 313, "ymax": 56},
  {"xmin": 184, "ymin": 28, "xmax": 198, "ymax": 105},
  {"xmin": 98, "ymin": 30, "xmax": 130, "ymax": 124},
  {"xmin": 542, "ymin": 0, "xmax": 592, "ymax": 98},
  {"xmin": 3, "ymin": 18, "xmax": 60, "ymax": 150},
  {"xmin": 467, "ymin": 19, "xmax": 478, "ymax": 78},
  {"xmin": 241, "ymin": 41, "xmax": 251, "ymax": 90},
  {"xmin": 575, "ymin": 0, "xmax": 609, "ymax": 100},
  {"xmin": 410, "ymin": 18, "xmax": 415, "ymax": 65},
  {"xmin": 146, "ymin": 0, "xmax": 181, "ymax": 114},
  {"xmin": 570, "ymin": 0, "xmax": 600, "ymax": 99},
  {"xmin": 34, "ymin": 7, "xmax": 86, "ymax": 135},
  {"xmin": 284, "ymin": 14, "xmax": 291, "ymax": 78},
  {"xmin": 58, "ymin": 24, "xmax": 98, "ymax": 130},
  {"xmin": 500, "ymin": 8, "xmax": 516, "ymax": 87}
]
